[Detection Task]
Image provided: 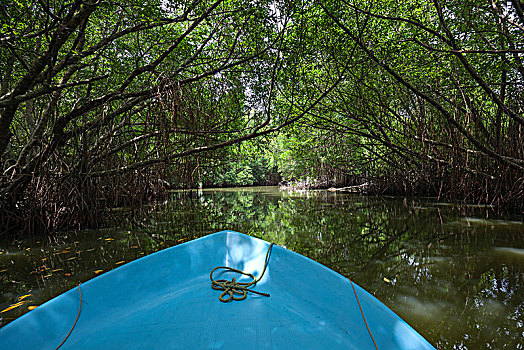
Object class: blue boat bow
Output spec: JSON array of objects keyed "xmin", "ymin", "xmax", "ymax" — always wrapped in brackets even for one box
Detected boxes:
[{"xmin": 0, "ymin": 230, "xmax": 435, "ymax": 349}]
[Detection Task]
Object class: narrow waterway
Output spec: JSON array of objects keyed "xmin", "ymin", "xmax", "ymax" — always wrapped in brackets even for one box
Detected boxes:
[{"xmin": 1, "ymin": 187, "xmax": 522, "ymax": 349}]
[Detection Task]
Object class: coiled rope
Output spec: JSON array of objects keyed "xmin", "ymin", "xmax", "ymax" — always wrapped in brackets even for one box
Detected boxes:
[{"xmin": 210, "ymin": 243, "xmax": 274, "ymax": 302}]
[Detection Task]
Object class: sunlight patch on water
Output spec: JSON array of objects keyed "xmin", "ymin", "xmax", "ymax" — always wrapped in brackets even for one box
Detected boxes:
[
  {"xmin": 493, "ymin": 247, "xmax": 524, "ymax": 259},
  {"xmin": 462, "ymin": 217, "xmax": 524, "ymax": 226},
  {"xmin": 397, "ymin": 295, "xmax": 451, "ymax": 322}
]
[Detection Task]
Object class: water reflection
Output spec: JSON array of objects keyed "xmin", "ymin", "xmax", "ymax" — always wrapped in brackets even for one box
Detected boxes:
[{"xmin": 0, "ymin": 187, "xmax": 522, "ymax": 349}]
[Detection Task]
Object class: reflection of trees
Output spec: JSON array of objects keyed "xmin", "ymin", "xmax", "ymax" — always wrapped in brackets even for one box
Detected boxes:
[{"xmin": 152, "ymin": 189, "xmax": 523, "ymax": 348}]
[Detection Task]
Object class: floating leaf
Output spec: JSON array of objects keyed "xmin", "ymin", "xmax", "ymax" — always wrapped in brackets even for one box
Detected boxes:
[
  {"xmin": 27, "ymin": 306, "xmax": 37, "ymax": 311},
  {"xmin": 86, "ymin": 248, "xmax": 95, "ymax": 252},
  {"xmin": 130, "ymin": 246, "xmax": 138, "ymax": 249},
  {"xmin": 67, "ymin": 257, "xmax": 78, "ymax": 261},
  {"xmin": 18, "ymin": 294, "xmax": 32, "ymax": 301},
  {"xmin": 383, "ymin": 277, "xmax": 391, "ymax": 283},
  {"xmin": 115, "ymin": 261, "xmax": 125, "ymax": 265},
  {"xmin": 43, "ymin": 274, "xmax": 52, "ymax": 278},
  {"xmin": 94, "ymin": 270, "xmax": 104, "ymax": 274},
  {"xmin": 41, "ymin": 258, "xmax": 47, "ymax": 261},
  {"xmin": 0, "ymin": 269, "xmax": 7, "ymax": 273},
  {"xmin": 64, "ymin": 273, "xmax": 71, "ymax": 277},
  {"xmin": 51, "ymin": 269, "xmax": 63, "ymax": 272},
  {"xmin": 1, "ymin": 301, "xmax": 25, "ymax": 313},
  {"xmin": 105, "ymin": 238, "xmax": 114, "ymax": 242}
]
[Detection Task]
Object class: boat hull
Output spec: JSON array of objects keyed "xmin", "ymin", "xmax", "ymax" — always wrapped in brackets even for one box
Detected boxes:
[{"xmin": 0, "ymin": 230, "xmax": 434, "ymax": 349}]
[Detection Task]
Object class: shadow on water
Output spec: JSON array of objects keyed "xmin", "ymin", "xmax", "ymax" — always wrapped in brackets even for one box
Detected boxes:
[{"xmin": 0, "ymin": 186, "xmax": 522, "ymax": 349}]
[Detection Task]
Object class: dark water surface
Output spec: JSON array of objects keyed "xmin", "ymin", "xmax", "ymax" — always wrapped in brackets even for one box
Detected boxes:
[{"xmin": 0, "ymin": 187, "xmax": 523, "ymax": 349}]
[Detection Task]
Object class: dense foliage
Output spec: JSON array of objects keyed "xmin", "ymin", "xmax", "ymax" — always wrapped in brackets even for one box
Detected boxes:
[
  {"xmin": 1, "ymin": 0, "xmax": 523, "ymax": 234},
  {"xmin": 276, "ymin": 1, "xmax": 524, "ymax": 204}
]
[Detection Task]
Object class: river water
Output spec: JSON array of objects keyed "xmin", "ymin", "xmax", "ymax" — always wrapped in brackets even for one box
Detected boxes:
[{"xmin": 0, "ymin": 187, "xmax": 522, "ymax": 348}]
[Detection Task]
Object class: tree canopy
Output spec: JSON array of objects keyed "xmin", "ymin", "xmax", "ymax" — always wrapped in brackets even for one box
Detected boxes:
[{"xmin": 1, "ymin": 0, "xmax": 523, "ymax": 234}]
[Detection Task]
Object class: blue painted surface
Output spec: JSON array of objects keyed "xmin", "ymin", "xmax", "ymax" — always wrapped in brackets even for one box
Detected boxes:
[{"xmin": 0, "ymin": 230, "xmax": 435, "ymax": 349}]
